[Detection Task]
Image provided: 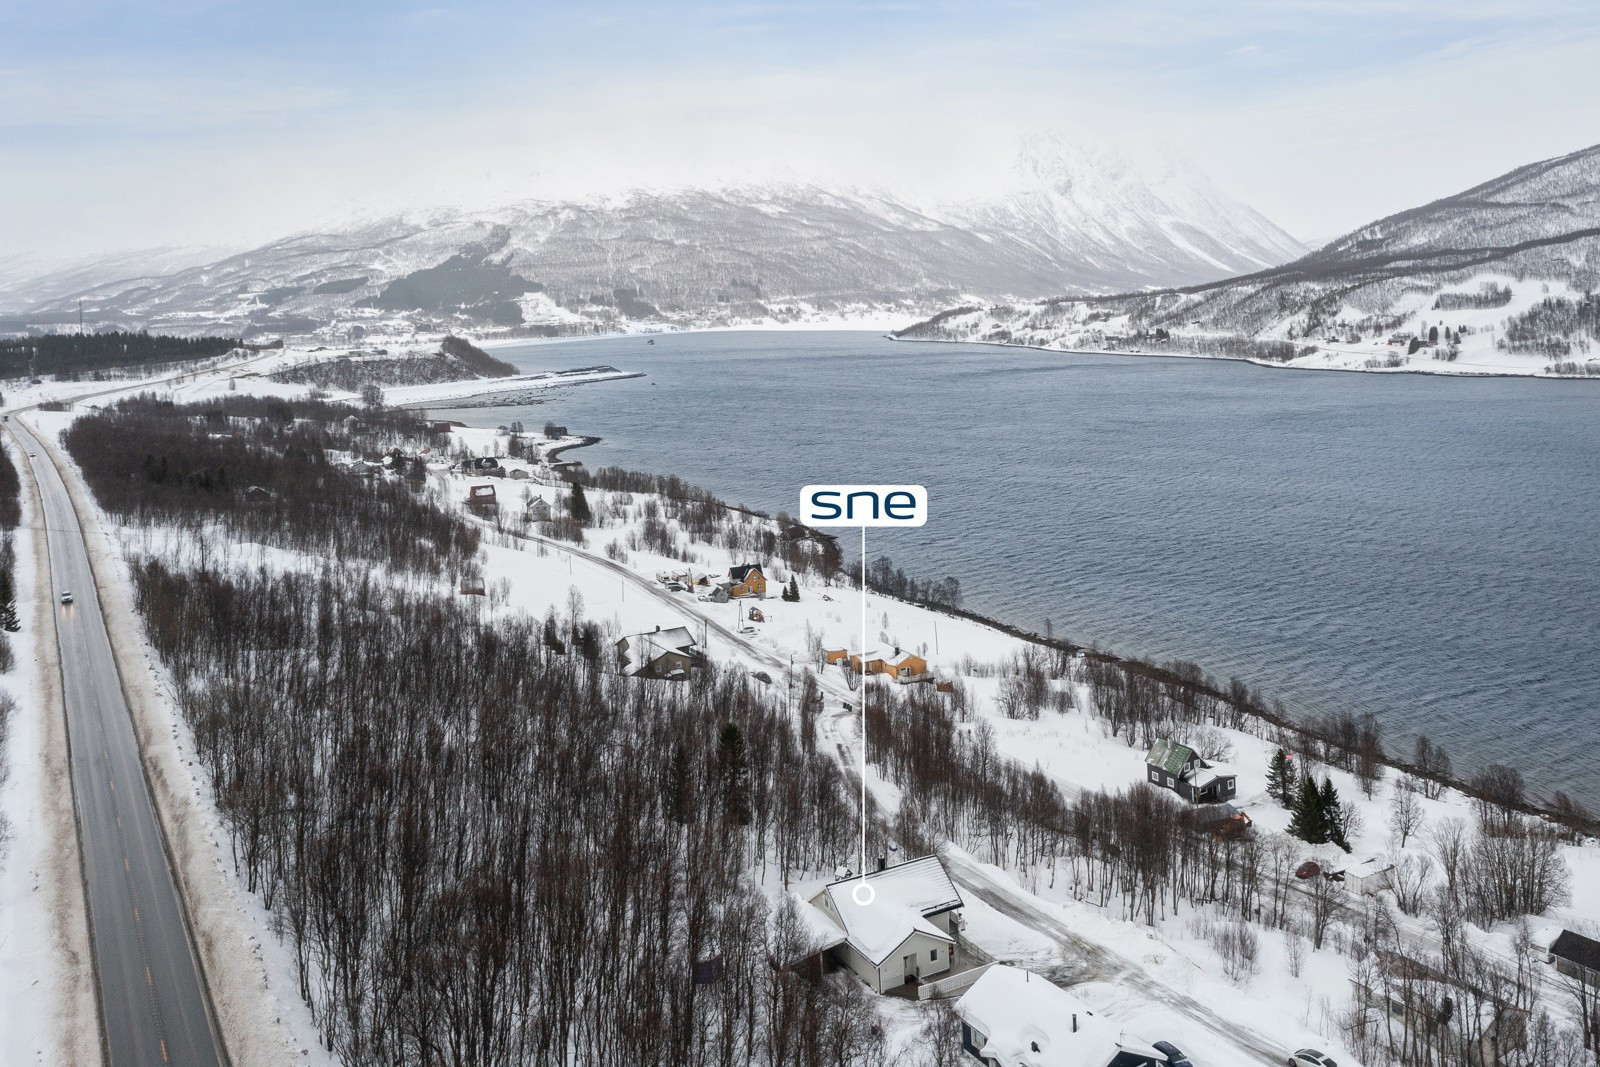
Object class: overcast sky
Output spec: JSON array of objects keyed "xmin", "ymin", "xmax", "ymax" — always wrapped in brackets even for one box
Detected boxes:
[{"xmin": 4, "ymin": 0, "xmax": 1598, "ymax": 263}]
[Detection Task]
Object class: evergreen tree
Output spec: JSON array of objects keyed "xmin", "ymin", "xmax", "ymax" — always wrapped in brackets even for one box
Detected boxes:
[
  {"xmin": 783, "ymin": 576, "xmax": 800, "ymax": 602},
  {"xmin": 716, "ymin": 723, "xmax": 751, "ymax": 827},
  {"xmin": 569, "ymin": 481, "xmax": 591, "ymax": 525},
  {"xmin": 1288, "ymin": 775, "xmax": 1328, "ymax": 844},
  {"xmin": 1321, "ymin": 777, "xmax": 1352, "ymax": 851},
  {"xmin": 1267, "ymin": 749, "xmax": 1295, "ymax": 806},
  {"xmin": 0, "ymin": 567, "xmax": 17, "ymax": 632}
]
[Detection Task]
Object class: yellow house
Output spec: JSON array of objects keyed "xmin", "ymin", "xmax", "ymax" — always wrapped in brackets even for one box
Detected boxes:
[
  {"xmin": 728, "ymin": 564, "xmax": 767, "ymax": 599},
  {"xmin": 822, "ymin": 647, "xmax": 851, "ymax": 666}
]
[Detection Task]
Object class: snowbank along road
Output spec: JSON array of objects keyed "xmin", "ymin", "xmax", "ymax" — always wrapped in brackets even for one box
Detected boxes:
[{"xmin": 10, "ymin": 416, "xmax": 227, "ymax": 1067}]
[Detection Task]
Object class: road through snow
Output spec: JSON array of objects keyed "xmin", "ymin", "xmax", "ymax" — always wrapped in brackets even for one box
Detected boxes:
[{"xmin": 11, "ymin": 417, "xmax": 227, "ymax": 1067}]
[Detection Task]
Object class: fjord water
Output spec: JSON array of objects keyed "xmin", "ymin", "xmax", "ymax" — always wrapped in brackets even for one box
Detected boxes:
[{"xmin": 435, "ymin": 331, "xmax": 1600, "ymax": 804}]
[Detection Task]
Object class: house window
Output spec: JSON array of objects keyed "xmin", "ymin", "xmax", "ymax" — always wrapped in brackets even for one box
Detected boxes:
[{"xmin": 930, "ymin": 949, "xmax": 938, "ymax": 961}]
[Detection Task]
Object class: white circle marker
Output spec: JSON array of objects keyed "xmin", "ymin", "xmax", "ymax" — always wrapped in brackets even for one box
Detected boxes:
[{"xmin": 851, "ymin": 882, "xmax": 876, "ymax": 907}]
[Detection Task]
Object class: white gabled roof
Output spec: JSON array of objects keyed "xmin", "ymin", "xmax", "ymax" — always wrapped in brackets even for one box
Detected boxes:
[
  {"xmin": 956, "ymin": 965, "xmax": 1165, "ymax": 1067},
  {"xmin": 1189, "ymin": 761, "xmax": 1236, "ymax": 787},
  {"xmin": 816, "ymin": 855, "xmax": 962, "ymax": 965}
]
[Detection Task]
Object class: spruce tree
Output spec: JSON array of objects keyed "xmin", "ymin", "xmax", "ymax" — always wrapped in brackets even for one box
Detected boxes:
[
  {"xmin": 1267, "ymin": 750, "xmax": 1294, "ymax": 806},
  {"xmin": 1322, "ymin": 777, "xmax": 1351, "ymax": 851},
  {"xmin": 569, "ymin": 481, "xmax": 591, "ymax": 525},
  {"xmin": 0, "ymin": 568, "xmax": 18, "ymax": 632},
  {"xmin": 717, "ymin": 723, "xmax": 751, "ymax": 826},
  {"xmin": 1288, "ymin": 775, "xmax": 1327, "ymax": 844},
  {"xmin": 785, "ymin": 576, "xmax": 800, "ymax": 602}
]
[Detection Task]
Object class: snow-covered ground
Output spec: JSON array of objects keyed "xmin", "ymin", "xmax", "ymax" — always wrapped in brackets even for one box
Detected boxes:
[{"xmin": 906, "ymin": 273, "xmax": 1600, "ymax": 378}]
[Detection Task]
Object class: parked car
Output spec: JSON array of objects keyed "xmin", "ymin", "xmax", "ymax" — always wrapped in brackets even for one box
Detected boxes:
[
  {"xmin": 1294, "ymin": 860, "xmax": 1321, "ymax": 880},
  {"xmin": 664, "ymin": 581, "xmax": 686, "ymax": 592},
  {"xmin": 737, "ymin": 625, "xmax": 756, "ymax": 636},
  {"xmin": 59, "ymin": 590, "xmax": 73, "ymax": 604},
  {"xmin": 1288, "ymin": 1050, "xmax": 1338, "ymax": 1067},
  {"xmin": 1153, "ymin": 1040, "xmax": 1193, "ymax": 1067}
]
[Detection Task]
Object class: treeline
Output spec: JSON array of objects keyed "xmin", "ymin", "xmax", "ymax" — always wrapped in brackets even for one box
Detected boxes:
[
  {"xmin": 0, "ymin": 437, "xmax": 19, "ymax": 530},
  {"xmin": 1499, "ymin": 293, "xmax": 1599, "ymax": 357},
  {"xmin": 0, "ymin": 330, "xmax": 237, "ymax": 379},
  {"xmin": 271, "ymin": 353, "xmax": 473, "ymax": 391},
  {"xmin": 1434, "ymin": 282, "xmax": 1512, "ymax": 311},
  {"xmin": 64, "ymin": 395, "xmax": 477, "ymax": 574},
  {"xmin": 439, "ymin": 334, "xmax": 517, "ymax": 377},
  {"xmin": 864, "ymin": 555, "xmax": 962, "ymax": 610},
  {"xmin": 581, "ymin": 464, "xmax": 844, "ymax": 583}
]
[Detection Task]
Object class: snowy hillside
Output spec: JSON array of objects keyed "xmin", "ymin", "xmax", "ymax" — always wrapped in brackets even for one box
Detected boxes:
[
  {"xmin": 6, "ymin": 136, "xmax": 1304, "ymax": 339},
  {"xmin": 898, "ymin": 143, "xmax": 1600, "ymax": 378}
]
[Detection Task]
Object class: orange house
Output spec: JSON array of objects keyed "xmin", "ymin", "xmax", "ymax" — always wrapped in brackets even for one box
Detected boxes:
[
  {"xmin": 728, "ymin": 564, "xmax": 767, "ymax": 599},
  {"xmin": 847, "ymin": 646, "xmax": 930, "ymax": 683},
  {"xmin": 823, "ymin": 647, "xmax": 851, "ymax": 666}
]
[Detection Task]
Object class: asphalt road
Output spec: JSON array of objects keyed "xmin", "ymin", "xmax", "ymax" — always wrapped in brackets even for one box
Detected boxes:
[{"xmin": 12, "ymin": 417, "xmax": 225, "ymax": 1067}]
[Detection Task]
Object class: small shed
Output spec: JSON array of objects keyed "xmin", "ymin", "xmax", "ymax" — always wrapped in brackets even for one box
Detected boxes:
[
  {"xmin": 1549, "ymin": 930, "xmax": 1600, "ymax": 985},
  {"xmin": 465, "ymin": 484, "xmax": 498, "ymax": 509},
  {"xmin": 1345, "ymin": 855, "xmax": 1396, "ymax": 897}
]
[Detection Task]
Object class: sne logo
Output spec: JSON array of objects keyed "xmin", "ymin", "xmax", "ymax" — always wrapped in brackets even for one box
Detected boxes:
[{"xmin": 800, "ymin": 484, "xmax": 928, "ymax": 527}]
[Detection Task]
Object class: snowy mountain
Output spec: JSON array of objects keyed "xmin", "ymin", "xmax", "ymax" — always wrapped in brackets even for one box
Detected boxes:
[
  {"xmin": 898, "ymin": 142, "xmax": 1600, "ymax": 376},
  {"xmin": 5, "ymin": 136, "xmax": 1305, "ymax": 338}
]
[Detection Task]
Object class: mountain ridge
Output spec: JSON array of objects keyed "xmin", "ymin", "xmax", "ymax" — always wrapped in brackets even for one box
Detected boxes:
[
  {"xmin": 896, "ymin": 143, "xmax": 1600, "ymax": 377},
  {"xmin": 5, "ymin": 138, "xmax": 1306, "ymax": 339}
]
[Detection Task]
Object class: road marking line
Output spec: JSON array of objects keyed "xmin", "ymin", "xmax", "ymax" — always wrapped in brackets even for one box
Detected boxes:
[
  {"xmin": 160, "ymin": 1039, "xmax": 169, "ymax": 1063},
  {"xmin": 124, "ymin": 857, "xmax": 130, "ymax": 872},
  {"xmin": 146, "ymin": 966, "xmax": 153, "ymax": 986},
  {"xmin": 133, "ymin": 906, "xmax": 141, "ymax": 924}
]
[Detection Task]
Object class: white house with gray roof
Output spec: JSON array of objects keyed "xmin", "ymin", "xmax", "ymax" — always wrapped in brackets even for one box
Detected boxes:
[{"xmin": 807, "ymin": 854, "xmax": 964, "ymax": 993}]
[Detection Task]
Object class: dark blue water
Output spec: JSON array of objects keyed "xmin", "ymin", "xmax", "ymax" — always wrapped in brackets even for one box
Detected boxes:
[{"xmin": 435, "ymin": 331, "xmax": 1600, "ymax": 804}]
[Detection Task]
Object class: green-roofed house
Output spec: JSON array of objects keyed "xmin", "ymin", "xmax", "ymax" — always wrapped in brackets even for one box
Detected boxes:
[{"xmin": 1145, "ymin": 738, "xmax": 1237, "ymax": 804}]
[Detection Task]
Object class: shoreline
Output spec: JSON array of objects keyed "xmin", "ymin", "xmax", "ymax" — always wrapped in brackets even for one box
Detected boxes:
[
  {"xmin": 522, "ymin": 412, "xmax": 1600, "ymax": 827},
  {"xmin": 886, "ymin": 332, "xmax": 1600, "ymax": 381}
]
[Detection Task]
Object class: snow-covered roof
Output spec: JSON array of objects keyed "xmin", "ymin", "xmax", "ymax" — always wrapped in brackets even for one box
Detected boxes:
[
  {"xmin": 1189, "ymin": 761, "xmax": 1236, "ymax": 787},
  {"xmin": 793, "ymin": 898, "xmax": 848, "ymax": 955},
  {"xmin": 618, "ymin": 626, "xmax": 700, "ymax": 676},
  {"xmin": 814, "ymin": 856, "xmax": 962, "ymax": 965},
  {"xmin": 851, "ymin": 645, "xmax": 921, "ymax": 667},
  {"xmin": 956, "ymin": 965, "xmax": 1165, "ymax": 1067},
  {"xmin": 1348, "ymin": 855, "xmax": 1394, "ymax": 877}
]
